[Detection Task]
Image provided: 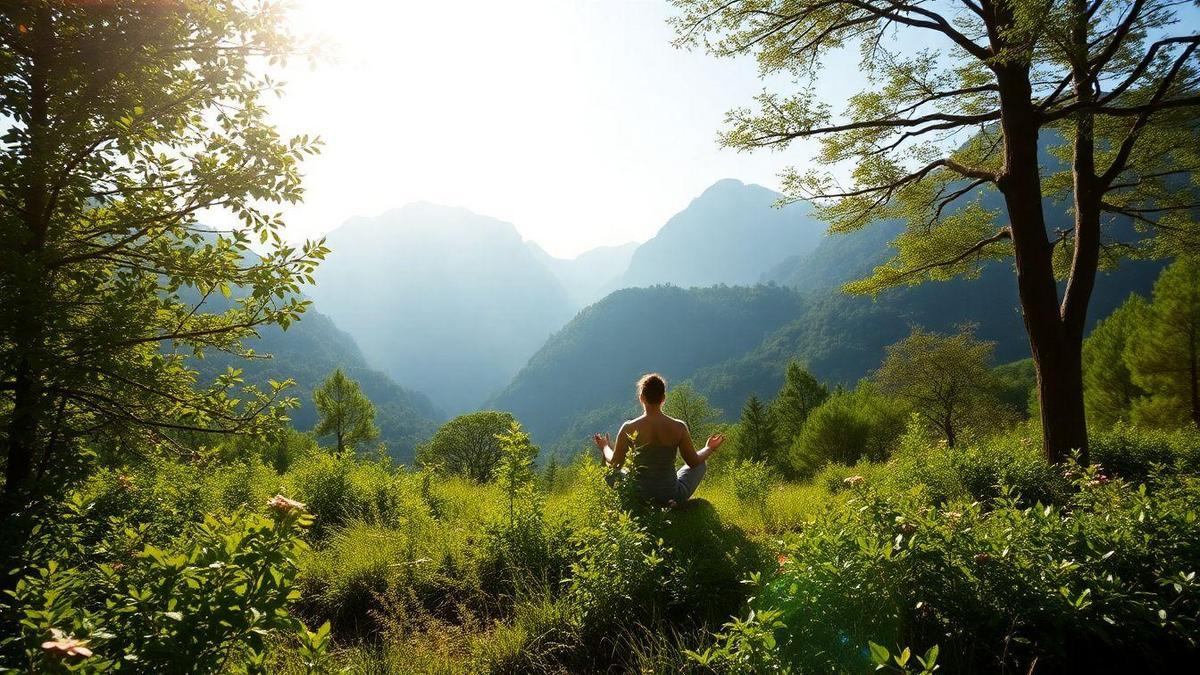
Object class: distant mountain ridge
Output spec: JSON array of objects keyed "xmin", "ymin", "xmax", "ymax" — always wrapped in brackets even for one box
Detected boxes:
[
  {"xmin": 308, "ymin": 203, "xmax": 576, "ymax": 414},
  {"xmin": 526, "ymin": 240, "xmax": 638, "ymax": 308},
  {"xmin": 489, "ymin": 284, "xmax": 805, "ymax": 448},
  {"xmin": 612, "ymin": 179, "xmax": 825, "ymax": 291}
]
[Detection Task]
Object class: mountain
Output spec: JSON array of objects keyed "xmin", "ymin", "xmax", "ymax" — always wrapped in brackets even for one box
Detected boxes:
[
  {"xmin": 526, "ymin": 240, "xmax": 639, "ymax": 308},
  {"xmin": 613, "ymin": 179, "xmax": 826, "ymax": 290},
  {"xmin": 488, "ymin": 284, "xmax": 805, "ymax": 449},
  {"xmin": 694, "ymin": 254, "xmax": 1162, "ymax": 417},
  {"xmin": 495, "ymin": 191, "xmax": 1164, "ymax": 455},
  {"xmin": 192, "ymin": 307, "xmax": 442, "ymax": 463},
  {"xmin": 307, "ymin": 203, "xmax": 575, "ymax": 414}
]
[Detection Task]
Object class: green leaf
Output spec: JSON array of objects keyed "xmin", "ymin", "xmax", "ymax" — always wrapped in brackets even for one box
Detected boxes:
[{"xmin": 869, "ymin": 641, "xmax": 890, "ymax": 666}]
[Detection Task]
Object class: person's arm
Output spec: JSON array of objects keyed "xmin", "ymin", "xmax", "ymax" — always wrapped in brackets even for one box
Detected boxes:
[
  {"xmin": 593, "ymin": 423, "xmax": 632, "ymax": 468},
  {"xmin": 679, "ymin": 426, "xmax": 725, "ymax": 468}
]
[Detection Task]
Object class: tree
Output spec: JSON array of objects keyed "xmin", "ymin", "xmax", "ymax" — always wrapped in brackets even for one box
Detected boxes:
[
  {"xmin": 876, "ymin": 327, "xmax": 1009, "ymax": 447},
  {"xmin": 1127, "ymin": 258, "xmax": 1200, "ymax": 428},
  {"xmin": 0, "ymin": 1, "xmax": 325, "ymax": 505},
  {"xmin": 312, "ymin": 369, "xmax": 379, "ymax": 455},
  {"xmin": 789, "ymin": 383, "xmax": 907, "ymax": 477},
  {"xmin": 738, "ymin": 394, "xmax": 776, "ymax": 463},
  {"xmin": 417, "ymin": 411, "xmax": 518, "ymax": 483},
  {"xmin": 769, "ymin": 362, "xmax": 829, "ymax": 446},
  {"xmin": 663, "ymin": 382, "xmax": 722, "ymax": 444},
  {"xmin": 673, "ymin": 0, "xmax": 1200, "ymax": 463},
  {"xmin": 1082, "ymin": 294, "xmax": 1150, "ymax": 428}
]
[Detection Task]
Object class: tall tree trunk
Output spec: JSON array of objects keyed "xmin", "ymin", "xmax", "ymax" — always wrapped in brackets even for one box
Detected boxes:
[
  {"xmin": 995, "ymin": 65, "xmax": 1090, "ymax": 465},
  {"xmin": 3, "ymin": 5, "xmax": 53, "ymax": 509}
]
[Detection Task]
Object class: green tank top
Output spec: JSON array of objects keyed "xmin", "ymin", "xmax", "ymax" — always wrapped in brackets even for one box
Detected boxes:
[{"xmin": 632, "ymin": 442, "xmax": 678, "ymax": 502}]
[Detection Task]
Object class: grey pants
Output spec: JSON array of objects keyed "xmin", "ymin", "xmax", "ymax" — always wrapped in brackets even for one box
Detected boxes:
[
  {"xmin": 608, "ymin": 462, "xmax": 707, "ymax": 504},
  {"xmin": 671, "ymin": 462, "xmax": 707, "ymax": 502}
]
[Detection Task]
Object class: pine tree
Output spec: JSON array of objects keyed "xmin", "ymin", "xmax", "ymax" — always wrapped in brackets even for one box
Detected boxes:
[
  {"xmin": 1127, "ymin": 259, "xmax": 1200, "ymax": 428},
  {"xmin": 313, "ymin": 369, "xmax": 379, "ymax": 455},
  {"xmin": 1082, "ymin": 294, "xmax": 1149, "ymax": 428},
  {"xmin": 770, "ymin": 362, "xmax": 828, "ymax": 447},
  {"xmin": 739, "ymin": 395, "xmax": 776, "ymax": 464}
]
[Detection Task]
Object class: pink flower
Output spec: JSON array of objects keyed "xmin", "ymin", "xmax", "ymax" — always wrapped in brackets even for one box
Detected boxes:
[
  {"xmin": 844, "ymin": 475, "xmax": 865, "ymax": 487},
  {"xmin": 267, "ymin": 494, "xmax": 306, "ymax": 514},
  {"xmin": 42, "ymin": 630, "xmax": 92, "ymax": 659}
]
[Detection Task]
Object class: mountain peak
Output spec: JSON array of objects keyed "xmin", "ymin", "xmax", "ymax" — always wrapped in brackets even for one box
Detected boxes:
[{"xmin": 696, "ymin": 178, "xmax": 779, "ymax": 201}]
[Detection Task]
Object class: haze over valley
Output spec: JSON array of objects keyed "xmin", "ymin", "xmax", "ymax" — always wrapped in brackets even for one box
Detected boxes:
[{"xmin": 265, "ymin": 170, "xmax": 1162, "ymax": 460}]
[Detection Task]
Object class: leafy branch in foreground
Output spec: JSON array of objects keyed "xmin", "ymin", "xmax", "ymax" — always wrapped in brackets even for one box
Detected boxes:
[{"xmin": 0, "ymin": 0, "xmax": 328, "ymax": 507}]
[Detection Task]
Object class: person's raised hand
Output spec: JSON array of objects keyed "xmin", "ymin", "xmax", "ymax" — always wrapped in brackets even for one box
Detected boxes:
[
  {"xmin": 705, "ymin": 433, "xmax": 726, "ymax": 451},
  {"xmin": 593, "ymin": 433, "xmax": 611, "ymax": 451}
]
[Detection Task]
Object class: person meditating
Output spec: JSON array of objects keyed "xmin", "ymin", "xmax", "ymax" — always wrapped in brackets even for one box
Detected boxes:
[{"xmin": 593, "ymin": 373, "xmax": 725, "ymax": 506}]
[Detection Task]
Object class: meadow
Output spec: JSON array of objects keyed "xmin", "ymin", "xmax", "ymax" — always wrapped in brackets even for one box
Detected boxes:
[{"xmin": 4, "ymin": 418, "xmax": 1198, "ymax": 673}]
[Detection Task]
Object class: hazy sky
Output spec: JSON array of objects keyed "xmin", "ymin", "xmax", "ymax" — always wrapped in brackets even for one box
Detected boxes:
[{"xmin": 273, "ymin": 0, "xmax": 850, "ymax": 258}]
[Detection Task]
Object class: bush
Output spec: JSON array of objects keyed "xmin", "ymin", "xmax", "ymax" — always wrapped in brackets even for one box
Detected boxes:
[
  {"xmin": 789, "ymin": 383, "xmax": 907, "ymax": 478},
  {"xmin": 564, "ymin": 508, "xmax": 669, "ymax": 644},
  {"xmin": 82, "ymin": 457, "xmax": 279, "ymax": 546},
  {"xmin": 1090, "ymin": 424, "xmax": 1200, "ymax": 483},
  {"xmin": 284, "ymin": 450, "xmax": 413, "ymax": 535},
  {"xmin": 700, "ymin": 465, "xmax": 1200, "ymax": 674},
  {"xmin": 0, "ymin": 493, "xmax": 328, "ymax": 673},
  {"xmin": 477, "ymin": 423, "xmax": 571, "ymax": 598},
  {"xmin": 727, "ymin": 460, "xmax": 775, "ymax": 526}
]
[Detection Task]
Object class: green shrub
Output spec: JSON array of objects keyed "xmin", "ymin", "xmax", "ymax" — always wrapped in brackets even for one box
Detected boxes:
[
  {"xmin": 477, "ymin": 424, "xmax": 571, "ymax": 599},
  {"xmin": 789, "ymin": 383, "xmax": 907, "ymax": 478},
  {"xmin": 1090, "ymin": 424, "xmax": 1200, "ymax": 483},
  {"xmin": 564, "ymin": 508, "xmax": 668, "ymax": 643},
  {"xmin": 284, "ymin": 450, "xmax": 414, "ymax": 535},
  {"xmin": 701, "ymin": 465, "xmax": 1200, "ymax": 673},
  {"xmin": 0, "ymin": 493, "xmax": 328, "ymax": 673},
  {"xmin": 729, "ymin": 460, "xmax": 774, "ymax": 515}
]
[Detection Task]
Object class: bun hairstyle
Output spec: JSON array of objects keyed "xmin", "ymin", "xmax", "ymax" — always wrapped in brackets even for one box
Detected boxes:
[{"xmin": 637, "ymin": 373, "xmax": 667, "ymax": 405}]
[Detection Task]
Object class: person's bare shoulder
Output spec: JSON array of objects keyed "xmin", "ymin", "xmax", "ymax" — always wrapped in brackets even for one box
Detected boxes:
[{"xmin": 670, "ymin": 417, "xmax": 690, "ymax": 441}]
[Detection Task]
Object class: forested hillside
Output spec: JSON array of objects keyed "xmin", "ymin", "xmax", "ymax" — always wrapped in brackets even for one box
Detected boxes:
[
  {"xmin": 489, "ymin": 284, "xmax": 805, "ymax": 446},
  {"xmin": 697, "ymin": 258, "xmax": 1165, "ymax": 417},
  {"xmin": 191, "ymin": 307, "xmax": 441, "ymax": 462},
  {"xmin": 308, "ymin": 203, "xmax": 575, "ymax": 413}
]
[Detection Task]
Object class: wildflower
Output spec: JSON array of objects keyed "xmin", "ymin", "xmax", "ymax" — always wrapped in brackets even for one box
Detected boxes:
[
  {"xmin": 777, "ymin": 553, "xmax": 792, "ymax": 566},
  {"xmin": 42, "ymin": 630, "xmax": 92, "ymax": 659},
  {"xmin": 1087, "ymin": 474, "xmax": 1110, "ymax": 487},
  {"xmin": 266, "ymin": 494, "xmax": 306, "ymax": 514},
  {"xmin": 844, "ymin": 475, "xmax": 865, "ymax": 487}
]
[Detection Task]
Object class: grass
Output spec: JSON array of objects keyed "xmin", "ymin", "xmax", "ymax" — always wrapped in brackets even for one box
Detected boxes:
[{"xmin": 29, "ymin": 423, "xmax": 1200, "ymax": 673}]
